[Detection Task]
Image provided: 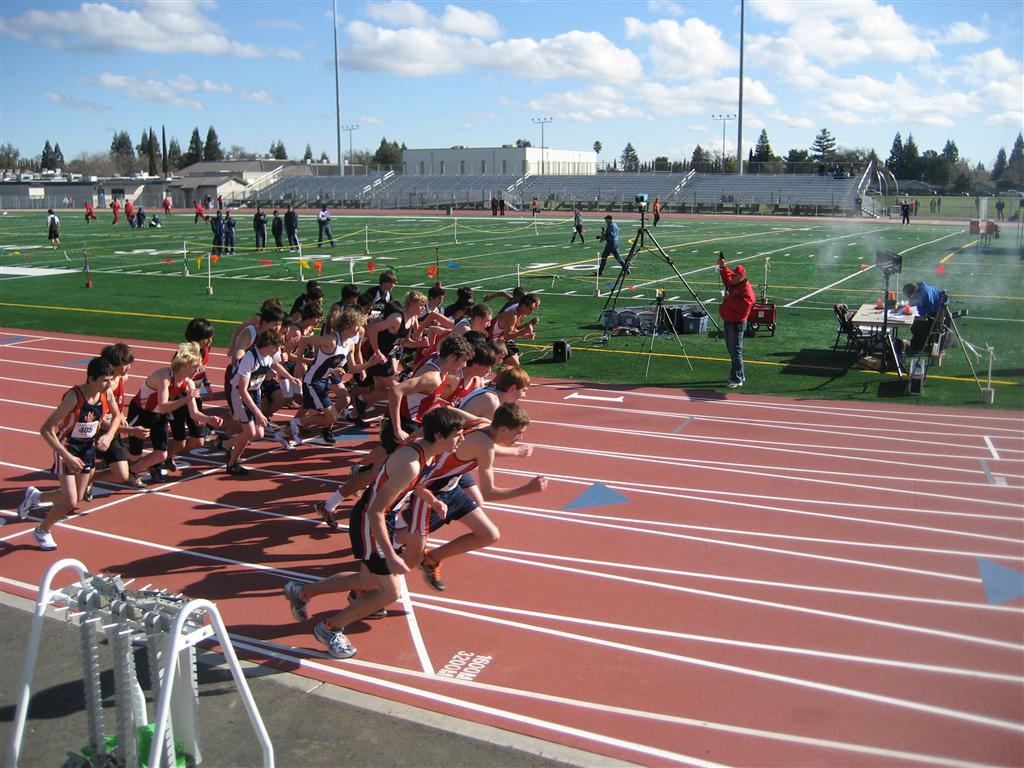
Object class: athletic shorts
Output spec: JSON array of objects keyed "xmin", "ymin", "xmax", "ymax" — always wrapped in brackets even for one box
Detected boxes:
[
  {"xmin": 169, "ymin": 397, "xmax": 204, "ymax": 440},
  {"xmin": 401, "ymin": 483, "xmax": 478, "ymax": 536},
  {"xmin": 229, "ymin": 386, "xmax": 262, "ymax": 424},
  {"xmin": 126, "ymin": 401, "xmax": 168, "ymax": 455},
  {"xmin": 380, "ymin": 415, "xmax": 420, "ymax": 454},
  {"xmin": 98, "ymin": 435, "xmax": 128, "ymax": 465},
  {"xmin": 56, "ymin": 438, "xmax": 96, "ymax": 476},
  {"xmin": 365, "ymin": 358, "xmax": 398, "ymax": 384},
  {"xmin": 302, "ymin": 379, "xmax": 332, "ymax": 410},
  {"xmin": 505, "ymin": 341, "xmax": 521, "ymax": 358},
  {"xmin": 348, "ymin": 491, "xmax": 403, "ymax": 576}
]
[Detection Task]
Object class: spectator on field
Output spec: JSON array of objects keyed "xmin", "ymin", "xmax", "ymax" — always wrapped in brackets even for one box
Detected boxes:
[
  {"xmin": 716, "ymin": 252, "xmax": 755, "ymax": 389},
  {"xmin": 317, "ymin": 204, "xmax": 335, "ymax": 247},
  {"xmin": 271, "ymin": 210, "xmax": 284, "ymax": 249},
  {"xmin": 284, "ymin": 205, "xmax": 299, "ymax": 250}
]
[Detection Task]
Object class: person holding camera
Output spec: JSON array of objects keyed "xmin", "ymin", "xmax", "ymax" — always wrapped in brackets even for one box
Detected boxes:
[
  {"xmin": 597, "ymin": 214, "xmax": 627, "ymax": 276},
  {"xmin": 716, "ymin": 252, "xmax": 755, "ymax": 388}
]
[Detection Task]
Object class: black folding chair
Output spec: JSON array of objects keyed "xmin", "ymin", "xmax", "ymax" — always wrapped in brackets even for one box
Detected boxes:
[{"xmin": 833, "ymin": 304, "xmax": 886, "ymax": 357}]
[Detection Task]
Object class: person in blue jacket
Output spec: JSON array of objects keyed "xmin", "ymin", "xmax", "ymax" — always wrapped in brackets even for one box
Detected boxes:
[
  {"xmin": 597, "ymin": 214, "xmax": 628, "ymax": 276},
  {"xmin": 224, "ymin": 211, "xmax": 237, "ymax": 254}
]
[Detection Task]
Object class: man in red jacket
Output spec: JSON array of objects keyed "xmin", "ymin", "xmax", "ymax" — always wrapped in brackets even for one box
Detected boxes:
[{"xmin": 716, "ymin": 252, "xmax": 755, "ymax": 388}]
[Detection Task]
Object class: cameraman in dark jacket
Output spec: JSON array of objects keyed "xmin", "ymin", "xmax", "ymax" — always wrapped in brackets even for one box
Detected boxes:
[{"xmin": 716, "ymin": 252, "xmax": 755, "ymax": 388}]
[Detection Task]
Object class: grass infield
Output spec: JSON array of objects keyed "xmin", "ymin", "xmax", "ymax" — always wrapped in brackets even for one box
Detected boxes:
[{"xmin": 2, "ymin": 209, "xmax": 1021, "ymax": 409}]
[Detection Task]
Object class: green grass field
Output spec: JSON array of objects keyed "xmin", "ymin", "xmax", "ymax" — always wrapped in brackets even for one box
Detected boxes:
[{"xmin": 2, "ymin": 209, "xmax": 1021, "ymax": 408}]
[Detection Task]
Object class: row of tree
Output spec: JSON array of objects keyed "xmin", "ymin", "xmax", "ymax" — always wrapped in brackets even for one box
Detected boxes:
[{"xmin": 591, "ymin": 128, "xmax": 1024, "ymax": 192}]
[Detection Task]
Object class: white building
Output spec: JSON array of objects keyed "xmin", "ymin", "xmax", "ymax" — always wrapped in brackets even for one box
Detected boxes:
[{"xmin": 402, "ymin": 146, "xmax": 596, "ymax": 177}]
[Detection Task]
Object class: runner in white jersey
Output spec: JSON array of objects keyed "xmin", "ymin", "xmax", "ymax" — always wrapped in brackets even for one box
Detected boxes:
[{"xmin": 288, "ymin": 307, "xmax": 383, "ymax": 445}]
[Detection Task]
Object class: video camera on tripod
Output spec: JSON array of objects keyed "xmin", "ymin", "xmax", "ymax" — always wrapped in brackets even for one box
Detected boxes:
[{"xmin": 635, "ymin": 192, "xmax": 649, "ymax": 212}]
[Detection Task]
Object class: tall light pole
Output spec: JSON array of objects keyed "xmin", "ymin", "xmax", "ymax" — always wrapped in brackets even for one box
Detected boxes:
[
  {"xmin": 532, "ymin": 116, "xmax": 553, "ymax": 176},
  {"xmin": 332, "ymin": 0, "xmax": 342, "ymax": 176},
  {"xmin": 342, "ymin": 124, "xmax": 358, "ymax": 175},
  {"xmin": 712, "ymin": 114, "xmax": 736, "ymax": 173},
  {"xmin": 736, "ymin": 0, "xmax": 745, "ymax": 175}
]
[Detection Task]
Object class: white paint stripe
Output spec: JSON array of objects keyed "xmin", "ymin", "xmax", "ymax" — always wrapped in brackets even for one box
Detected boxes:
[
  {"xmin": 984, "ymin": 436, "xmax": 1001, "ymax": 461},
  {"xmin": 783, "ymin": 266, "xmax": 875, "ymax": 308},
  {"xmin": 224, "ymin": 635, "xmax": 991, "ymax": 768},
  {"xmin": 399, "ymin": 576, "xmax": 434, "ymax": 675},
  {"xmin": 412, "ymin": 593, "xmax": 1020, "ymax": 681},
  {"xmin": 530, "ymin": 439, "xmax": 1023, "ymax": 508},
  {"xmin": 980, "ymin": 459, "xmax": 996, "ymax": 485},
  {"xmin": 564, "ymin": 392, "xmax": 624, "ymax": 403},
  {"xmin": 529, "ymin": 399, "xmax": 1024, "ymax": 450},
  {"xmin": 533, "ymin": 382, "xmax": 1022, "ymax": 427},
  {"xmin": 413, "ymin": 601, "xmax": 1023, "ymax": 733},
  {"xmin": 467, "ymin": 548, "xmax": 1022, "ymax": 651},
  {"xmin": 225, "ymin": 638, "xmax": 727, "ymax": 768},
  {"xmin": 529, "ymin": 418, "xmax": 1024, "ymax": 483}
]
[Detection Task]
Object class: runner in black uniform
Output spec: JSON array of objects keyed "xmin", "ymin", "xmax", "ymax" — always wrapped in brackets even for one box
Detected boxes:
[{"xmin": 19, "ymin": 357, "xmax": 117, "ymax": 550}]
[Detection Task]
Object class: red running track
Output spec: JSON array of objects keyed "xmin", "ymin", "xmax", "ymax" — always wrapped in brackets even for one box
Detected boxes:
[{"xmin": 2, "ymin": 327, "xmax": 1022, "ymax": 766}]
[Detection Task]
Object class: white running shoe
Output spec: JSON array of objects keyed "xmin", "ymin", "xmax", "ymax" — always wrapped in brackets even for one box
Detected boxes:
[
  {"xmin": 17, "ymin": 486, "xmax": 41, "ymax": 519},
  {"xmin": 33, "ymin": 526, "xmax": 57, "ymax": 550}
]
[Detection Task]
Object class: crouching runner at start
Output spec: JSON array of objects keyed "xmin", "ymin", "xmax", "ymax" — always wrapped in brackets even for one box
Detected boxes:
[
  {"xmin": 25, "ymin": 357, "xmax": 118, "ymax": 550},
  {"xmin": 282, "ymin": 407, "xmax": 466, "ymax": 659},
  {"xmin": 402, "ymin": 402, "xmax": 547, "ymax": 591}
]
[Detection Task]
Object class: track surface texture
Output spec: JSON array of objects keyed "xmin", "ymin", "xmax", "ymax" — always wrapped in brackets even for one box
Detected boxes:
[{"xmin": 2, "ymin": 327, "xmax": 1022, "ymax": 767}]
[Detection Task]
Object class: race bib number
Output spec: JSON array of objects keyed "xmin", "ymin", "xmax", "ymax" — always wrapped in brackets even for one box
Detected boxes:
[{"xmin": 71, "ymin": 421, "xmax": 100, "ymax": 440}]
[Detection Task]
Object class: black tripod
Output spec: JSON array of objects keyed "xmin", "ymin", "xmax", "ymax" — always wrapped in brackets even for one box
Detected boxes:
[
  {"xmin": 601, "ymin": 209, "xmax": 721, "ymax": 333},
  {"xmin": 645, "ymin": 289, "xmax": 693, "ymax": 378}
]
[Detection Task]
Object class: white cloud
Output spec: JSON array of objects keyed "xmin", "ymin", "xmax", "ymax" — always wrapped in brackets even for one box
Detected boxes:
[
  {"xmin": 43, "ymin": 90, "xmax": 109, "ymax": 112},
  {"xmin": 646, "ymin": 0, "xmax": 685, "ymax": 18},
  {"xmin": 342, "ymin": 22, "xmax": 641, "ymax": 81},
  {"xmin": 767, "ymin": 112, "xmax": 814, "ymax": 129},
  {"xmin": 749, "ymin": 0, "xmax": 937, "ymax": 65},
  {"xmin": 360, "ymin": 116, "xmax": 384, "ymax": 125},
  {"xmin": 0, "ymin": 0, "xmax": 299, "ymax": 60},
  {"xmin": 239, "ymin": 88, "xmax": 276, "ymax": 104},
  {"xmin": 96, "ymin": 72, "xmax": 205, "ymax": 109},
  {"xmin": 491, "ymin": 31, "xmax": 643, "ymax": 81},
  {"xmin": 625, "ymin": 17, "xmax": 734, "ymax": 80},
  {"xmin": 365, "ymin": 0, "xmax": 431, "ymax": 27},
  {"xmin": 526, "ymin": 76, "xmax": 773, "ymax": 123},
  {"xmin": 441, "ymin": 5, "xmax": 499, "ymax": 38},
  {"xmin": 202, "ymin": 80, "xmax": 233, "ymax": 93},
  {"xmin": 936, "ymin": 21, "xmax": 988, "ymax": 44},
  {"xmin": 747, "ymin": 35, "xmax": 829, "ymax": 90}
]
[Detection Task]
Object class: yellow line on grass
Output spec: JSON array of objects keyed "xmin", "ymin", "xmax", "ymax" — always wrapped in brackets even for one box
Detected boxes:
[
  {"xmin": 939, "ymin": 241, "xmax": 976, "ymax": 264},
  {"xmin": 0, "ymin": 301, "xmax": 239, "ymax": 325},
  {"xmin": 515, "ymin": 342, "xmax": 1018, "ymax": 386}
]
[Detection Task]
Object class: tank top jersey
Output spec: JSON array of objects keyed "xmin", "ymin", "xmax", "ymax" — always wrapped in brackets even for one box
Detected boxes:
[
  {"xmin": 489, "ymin": 302, "xmax": 519, "ymax": 340},
  {"xmin": 451, "ymin": 372, "xmax": 486, "ymax": 403},
  {"xmin": 458, "ymin": 383, "xmax": 497, "ymax": 410},
  {"xmin": 303, "ymin": 332, "xmax": 353, "ymax": 385},
  {"xmin": 420, "ymin": 421, "xmax": 488, "ymax": 493},
  {"xmin": 359, "ymin": 442, "xmax": 428, "ymax": 552},
  {"xmin": 231, "ymin": 346, "xmax": 279, "ymax": 391},
  {"xmin": 192, "ymin": 345, "xmax": 210, "ymax": 384},
  {"xmin": 58, "ymin": 386, "xmax": 108, "ymax": 449},
  {"xmin": 376, "ymin": 303, "xmax": 410, "ymax": 358},
  {"xmin": 132, "ymin": 371, "xmax": 191, "ymax": 412},
  {"xmin": 404, "ymin": 358, "xmax": 449, "ymax": 422}
]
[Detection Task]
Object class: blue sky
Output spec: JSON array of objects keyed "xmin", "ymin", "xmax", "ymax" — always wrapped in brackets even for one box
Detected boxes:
[{"xmin": 1, "ymin": 0, "xmax": 1021, "ymax": 169}]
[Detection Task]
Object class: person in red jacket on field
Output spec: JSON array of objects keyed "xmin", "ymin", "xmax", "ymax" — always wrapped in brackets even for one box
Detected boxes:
[{"xmin": 716, "ymin": 251, "xmax": 755, "ymax": 388}]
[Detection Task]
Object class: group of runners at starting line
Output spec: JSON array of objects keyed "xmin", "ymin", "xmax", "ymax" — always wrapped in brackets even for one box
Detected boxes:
[{"xmin": 11, "ymin": 271, "xmax": 552, "ymax": 658}]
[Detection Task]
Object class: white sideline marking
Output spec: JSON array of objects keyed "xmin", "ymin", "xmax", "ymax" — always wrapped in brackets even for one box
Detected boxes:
[
  {"xmin": 984, "ymin": 436, "xmax": 1000, "ymax": 461},
  {"xmin": 564, "ymin": 392, "xmax": 624, "ymax": 403}
]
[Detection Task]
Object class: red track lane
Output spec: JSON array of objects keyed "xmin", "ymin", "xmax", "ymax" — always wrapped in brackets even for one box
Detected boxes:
[{"xmin": 2, "ymin": 327, "xmax": 1022, "ymax": 767}]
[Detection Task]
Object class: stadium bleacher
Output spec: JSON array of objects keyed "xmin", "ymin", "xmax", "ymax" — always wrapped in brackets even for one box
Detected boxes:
[{"xmin": 245, "ymin": 169, "xmax": 864, "ymax": 215}]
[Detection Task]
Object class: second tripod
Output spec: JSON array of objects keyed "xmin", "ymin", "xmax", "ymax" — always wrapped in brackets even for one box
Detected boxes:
[{"xmin": 644, "ymin": 289, "xmax": 693, "ymax": 378}]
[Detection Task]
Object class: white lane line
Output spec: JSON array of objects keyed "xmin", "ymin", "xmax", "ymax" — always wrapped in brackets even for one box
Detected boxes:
[
  {"xmin": 564, "ymin": 392, "xmax": 625, "ymax": 403},
  {"xmin": 672, "ymin": 417, "xmax": 694, "ymax": 433},
  {"xmin": 533, "ymin": 382, "xmax": 1022, "ymax": 427},
  {"xmin": 984, "ymin": 436, "xmax": 1001, "ymax": 461},
  {"xmin": 465, "ymin": 549, "xmax": 1023, "ymax": 652},
  {"xmin": 529, "ymin": 418, "xmax": 1024, "ymax": 482},
  {"xmin": 414, "ymin": 601, "xmax": 1023, "ymax": 733},
  {"xmin": 226, "ymin": 638, "xmax": 728, "ymax": 768},
  {"xmin": 980, "ymin": 459, "xmax": 996, "ymax": 485},
  {"xmin": 412, "ymin": 592, "xmax": 1020, "ymax": 681},
  {"xmin": 399, "ymin": 576, "xmax": 434, "ymax": 675},
  {"xmin": 783, "ymin": 266, "xmax": 874, "ymax": 308}
]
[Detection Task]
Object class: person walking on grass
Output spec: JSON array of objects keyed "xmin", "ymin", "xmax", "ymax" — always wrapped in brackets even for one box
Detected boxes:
[{"xmin": 46, "ymin": 209, "xmax": 60, "ymax": 249}]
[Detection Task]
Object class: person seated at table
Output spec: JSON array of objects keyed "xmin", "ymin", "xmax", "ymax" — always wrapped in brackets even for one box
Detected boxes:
[{"xmin": 903, "ymin": 281, "xmax": 944, "ymax": 353}]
